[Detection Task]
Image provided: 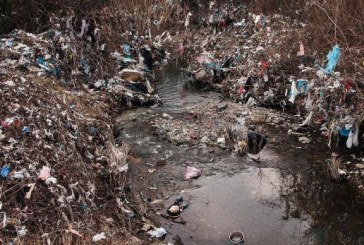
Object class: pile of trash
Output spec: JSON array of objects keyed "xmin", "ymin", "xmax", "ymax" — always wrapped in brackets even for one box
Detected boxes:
[
  {"xmin": 1, "ymin": 0, "xmax": 364, "ymax": 241},
  {"xmin": 181, "ymin": 2, "xmax": 363, "ymax": 150},
  {"xmin": 0, "ymin": 46, "xmax": 141, "ymax": 243},
  {"xmin": 0, "ymin": 16, "xmax": 171, "ymax": 110},
  {"xmin": 153, "ymin": 101, "xmax": 273, "ymax": 156},
  {"xmin": 177, "ymin": 2, "xmax": 364, "ymax": 177},
  {"xmin": 0, "ymin": 4, "xmax": 181, "ymax": 241},
  {"xmin": 0, "ymin": 20, "xmax": 170, "ymax": 244}
]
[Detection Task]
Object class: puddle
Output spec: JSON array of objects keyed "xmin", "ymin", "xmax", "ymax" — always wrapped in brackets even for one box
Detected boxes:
[{"xmin": 165, "ymin": 167, "xmax": 314, "ymax": 245}]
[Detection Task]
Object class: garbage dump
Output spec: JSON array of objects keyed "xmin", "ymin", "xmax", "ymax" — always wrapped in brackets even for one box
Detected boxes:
[
  {"xmin": 0, "ymin": 37, "xmax": 133, "ymax": 241},
  {"xmin": 175, "ymin": 1, "xmax": 364, "ymax": 185},
  {"xmin": 0, "ymin": 8, "xmax": 172, "ymax": 243},
  {"xmin": 181, "ymin": 3, "xmax": 363, "ymax": 153},
  {"xmin": 1, "ymin": 0, "xmax": 364, "ymax": 243}
]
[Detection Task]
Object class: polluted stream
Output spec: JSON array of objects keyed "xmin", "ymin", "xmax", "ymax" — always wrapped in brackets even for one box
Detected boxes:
[{"xmin": 119, "ymin": 66, "xmax": 364, "ymax": 245}]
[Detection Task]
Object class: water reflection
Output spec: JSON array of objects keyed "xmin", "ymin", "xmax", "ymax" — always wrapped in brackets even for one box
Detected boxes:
[
  {"xmin": 165, "ymin": 167, "xmax": 312, "ymax": 245},
  {"xmin": 165, "ymin": 163, "xmax": 364, "ymax": 245},
  {"xmin": 284, "ymin": 170, "xmax": 364, "ymax": 245}
]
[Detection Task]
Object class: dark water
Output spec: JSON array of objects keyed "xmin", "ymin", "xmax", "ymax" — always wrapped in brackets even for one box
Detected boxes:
[
  {"xmin": 153, "ymin": 65, "xmax": 186, "ymax": 107},
  {"xmin": 153, "ymin": 65, "xmax": 217, "ymax": 107},
  {"xmin": 120, "ymin": 66, "xmax": 364, "ymax": 245},
  {"xmin": 168, "ymin": 168, "xmax": 311, "ymax": 245}
]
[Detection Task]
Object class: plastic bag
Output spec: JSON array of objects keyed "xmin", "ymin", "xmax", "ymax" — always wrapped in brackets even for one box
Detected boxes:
[
  {"xmin": 147, "ymin": 228, "xmax": 167, "ymax": 238},
  {"xmin": 321, "ymin": 45, "xmax": 341, "ymax": 74}
]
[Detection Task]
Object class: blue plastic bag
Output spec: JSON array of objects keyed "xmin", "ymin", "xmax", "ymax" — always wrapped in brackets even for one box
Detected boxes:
[
  {"xmin": 123, "ymin": 43, "xmax": 131, "ymax": 56},
  {"xmin": 321, "ymin": 45, "xmax": 341, "ymax": 74},
  {"xmin": 1, "ymin": 166, "xmax": 10, "ymax": 178},
  {"xmin": 297, "ymin": 80, "xmax": 308, "ymax": 94},
  {"xmin": 339, "ymin": 127, "xmax": 351, "ymax": 137}
]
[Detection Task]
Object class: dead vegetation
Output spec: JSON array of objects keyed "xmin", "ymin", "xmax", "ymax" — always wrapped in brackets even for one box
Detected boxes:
[
  {"xmin": 326, "ymin": 153, "xmax": 342, "ymax": 181},
  {"xmin": 251, "ymin": 0, "xmax": 364, "ymax": 75},
  {"xmin": 0, "ymin": 36, "xmax": 141, "ymax": 241}
]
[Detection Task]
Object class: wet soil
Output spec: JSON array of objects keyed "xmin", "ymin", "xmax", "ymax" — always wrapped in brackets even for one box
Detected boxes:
[{"xmin": 119, "ymin": 66, "xmax": 364, "ymax": 245}]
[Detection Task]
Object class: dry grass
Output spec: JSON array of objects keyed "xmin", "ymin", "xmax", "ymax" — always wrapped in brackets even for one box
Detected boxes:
[
  {"xmin": 95, "ymin": 0, "xmax": 181, "ymax": 52},
  {"xmin": 326, "ymin": 154, "xmax": 342, "ymax": 181},
  {"xmin": 109, "ymin": 143, "xmax": 129, "ymax": 187},
  {"xmin": 251, "ymin": 0, "xmax": 364, "ymax": 74},
  {"xmin": 311, "ymin": 0, "xmax": 364, "ymax": 48}
]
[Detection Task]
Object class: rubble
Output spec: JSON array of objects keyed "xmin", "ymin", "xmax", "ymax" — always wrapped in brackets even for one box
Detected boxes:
[{"xmin": 0, "ymin": 55, "xmax": 134, "ymax": 241}]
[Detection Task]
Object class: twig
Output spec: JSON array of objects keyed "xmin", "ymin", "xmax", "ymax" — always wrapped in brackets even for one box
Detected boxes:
[{"xmin": 312, "ymin": 0, "xmax": 348, "ymax": 48}]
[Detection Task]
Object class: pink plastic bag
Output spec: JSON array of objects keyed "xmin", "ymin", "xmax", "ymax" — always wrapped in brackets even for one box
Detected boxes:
[{"xmin": 38, "ymin": 166, "xmax": 50, "ymax": 180}]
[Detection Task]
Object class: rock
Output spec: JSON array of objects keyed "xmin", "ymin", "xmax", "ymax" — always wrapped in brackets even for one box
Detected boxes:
[
  {"xmin": 200, "ymin": 136, "xmax": 211, "ymax": 144},
  {"xmin": 356, "ymin": 164, "xmax": 364, "ymax": 169},
  {"xmin": 184, "ymin": 166, "xmax": 202, "ymax": 180},
  {"xmin": 217, "ymin": 137, "xmax": 225, "ymax": 146},
  {"xmin": 217, "ymin": 103, "xmax": 228, "ymax": 111},
  {"xmin": 168, "ymin": 205, "xmax": 180, "ymax": 215},
  {"xmin": 195, "ymin": 70, "xmax": 207, "ymax": 81},
  {"xmin": 298, "ymin": 136, "xmax": 311, "ymax": 144},
  {"xmin": 156, "ymin": 158, "xmax": 167, "ymax": 166},
  {"xmin": 141, "ymin": 223, "xmax": 152, "ymax": 232}
]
